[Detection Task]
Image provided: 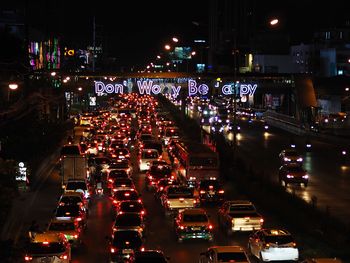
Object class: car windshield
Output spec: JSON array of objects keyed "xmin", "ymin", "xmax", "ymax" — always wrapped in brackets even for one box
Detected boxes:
[
  {"xmin": 112, "ymin": 231, "xmax": 142, "ymax": 248},
  {"xmin": 55, "ymin": 206, "xmax": 80, "ymax": 217},
  {"xmin": 120, "ymin": 202, "xmax": 143, "ymax": 213},
  {"xmin": 114, "ymin": 214, "xmax": 142, "ymax": 226},
  {"xmin": 183, "ymin": 214, "xmax": 208, "ymax": 222},
  {"xmin": 65, "ymin": 182, "xmax": 87, "ymax": 191},
  {"xmin": 149, "ymin": 165, "xmax": 171, "ymax": 175},
  {"xmin": 59, "ymin": 196, "xmax": 83, "ymax": 205},
  {"xmin": 142, "ymin": 151, "xmax": 158, "ymax": 159},
  {"xmin": 114, "ymin": 191, "xmax": 139, "ymax": 200},
  {"xmin": 265, "ymin": 235, "xmax": 294, "ymax": 244},
  {"xmin": 95, "ymin": 158, "xmax": 111, "ymax": 165},
  {"xmin": 217, "ymin": 252, "xmax": 248, "ymax": 262},
  {"xmin": 200, "ymin": 180, "xmax": 220, "ymax": 189},
  {"xmin": 27, "ymin": 242, "xmax": 66, "ymax": 254},
  {"xmin": 48, "ymin": 222, "xmax": 75, "ymax": 231},
  {"xmin": 229, "ymin": 205, "xmax": 255, "ymax": 212},
  {"xmin": 113, "ymin": 179, "xmax": 133, "ymax": 187},
  {"xmin": 167, "ymin": 187, "xmax": 193, "ymax": 198},
  {"xmin": 109, "ymin": 170, "xmax": 129, "ymax": 178}
]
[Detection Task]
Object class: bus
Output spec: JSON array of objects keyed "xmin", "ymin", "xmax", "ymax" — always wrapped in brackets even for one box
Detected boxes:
[{"xmin": 172, "ymin": 140, "xmax": 220, "ymax": 186}]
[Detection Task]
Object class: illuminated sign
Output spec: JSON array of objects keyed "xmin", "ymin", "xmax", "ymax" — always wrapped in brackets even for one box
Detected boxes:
[{"xmin": 94, "ymin": 79, "xmax": 258, "ymax": 98}]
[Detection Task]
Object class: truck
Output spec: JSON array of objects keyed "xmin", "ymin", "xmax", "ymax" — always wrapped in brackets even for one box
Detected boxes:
[
  {"xmin": 160, "ymin": 185, "xmax": 199, "ymax": 216},
  {"xmin": 60, "ymin": 155, "xmax": 88, "ymax": 188},
  {"xmin": 217, "ymin": 200, "xmax": 264, "ymax": 235}
]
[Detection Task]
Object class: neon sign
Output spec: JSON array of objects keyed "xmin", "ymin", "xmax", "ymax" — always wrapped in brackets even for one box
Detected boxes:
[{"xmin": 94, "ymin": 79, "xmax": 258, "ymax": 98}]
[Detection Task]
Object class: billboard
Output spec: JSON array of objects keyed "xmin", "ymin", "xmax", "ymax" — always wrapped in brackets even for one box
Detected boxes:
[{"xmin": 174, "ymin": 47, "xmax": 192, "ymax": 60}]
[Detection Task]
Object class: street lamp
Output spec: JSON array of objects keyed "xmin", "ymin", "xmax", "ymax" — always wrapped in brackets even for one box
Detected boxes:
[{"xmin": 8, "ymin": 83, "xmax": 18, "ymax": 102}]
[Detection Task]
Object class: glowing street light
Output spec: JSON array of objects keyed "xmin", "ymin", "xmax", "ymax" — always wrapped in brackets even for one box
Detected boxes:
[
  {"xmin": 269, "ymin": 18, "xmax": 279, "ymax": 26},
  {"xmin": 8, "ymin": 83, "xmax": 19, "ymax": 102}
]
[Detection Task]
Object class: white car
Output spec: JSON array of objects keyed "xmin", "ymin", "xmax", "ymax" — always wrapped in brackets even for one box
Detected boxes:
[
  {"xmin": 248, "ymin": 229, "xmax": 299, "ymax": 262},
  {"xmin": 139, "ymin": 149, "xmax": 160, "ymax": 172}
]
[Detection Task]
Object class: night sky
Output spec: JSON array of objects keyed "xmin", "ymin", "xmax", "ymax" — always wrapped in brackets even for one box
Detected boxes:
[{"xmin": 5, "ymin": 0, "xmax": 349, "ymax": 68}]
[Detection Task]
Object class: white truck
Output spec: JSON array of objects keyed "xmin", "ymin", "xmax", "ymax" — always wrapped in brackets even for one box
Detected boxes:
[{"xmin": 60, "ymin": 155, "xmax": 88, "ymax": 188}]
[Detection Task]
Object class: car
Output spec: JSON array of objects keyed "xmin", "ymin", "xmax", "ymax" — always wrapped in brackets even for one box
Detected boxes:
[
  {"xmin": 248, "ymin": 228, "xmax": 299, "ymax": 262},
  {"xmin": 107, "ymin": 169, "xmax": 130, "ymax": 187},
  {"xmin": 197, "ymin": 179, "xmax": 225, "ymax": 203},
  {"xmin": 279, "ymin": 149, "xmax": 303, "ymax": 164},
  {"xmin": 58, "ymin": 191, "xmax": 89, "ymax": 213},
  {"xmin": 154, "ymin": 178, "xmax": 178, "ymax": 199},
  {"xmin": 24, "ymin": 232, "xmax": 71, "ymax": 262},
  {"xmin": 111, "ymin": 178, "xmax": 135, "ymax": 193},
  {"xmin": 112, "ymin": 213, "xmax": 146, "ymax": 237},
  {"xmin": 47, "ymin": 218, "xmax": 83, "ymax": 247},
  {"xmin": 116, "ymin": 200, "xmax": 146, "ymax": 218},
  {"xmin": 53, "ymin": 204, "xmax": 88, "ymax": 229},
  {"xmin": 108, "ymin": 159, "xmax": 132, "ymax": 176},
  {"xmin": 111, "ymin": 189, "xmax": 141, "ymax": 207},
  {"xmin": 108, "ymin": 229, "xmax": 144, "ymax": 262},
  {"xmin": 218, "ymin": 200, "xmax": 264, "ymax": 234},
  {"xmin": 131, "ymin": 250, "xmax": 169, "ymax": 263},
  {"xmin": 139, "ymin": 149, "xmax": 160, "ymax": 172},
  {"xmin": 64, "ymin": 179, "xmax": 91, "ymax": 200},
  {"xmin": 199, "ymin": 245, "xmax": 250, "ymax": 263},
  {"xmin": 279, "ymin": 164, "xmax": 309, "ymax": 187},
  {"xmin": 174, "ymin": 208, "xmax": 213, "ymax": 242},
  {"xmin": 145, "ymin": 162, "xmax": 172, "ymax": 190}
]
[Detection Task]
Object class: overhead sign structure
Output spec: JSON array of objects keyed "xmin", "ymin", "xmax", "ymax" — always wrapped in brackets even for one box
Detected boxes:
[{"xmin": 94, "ymin": 79, "xmax": 258, "ymax": 98}]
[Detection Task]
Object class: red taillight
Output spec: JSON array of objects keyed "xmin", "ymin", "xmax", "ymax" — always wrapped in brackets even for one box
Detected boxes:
[
  {"xmin": 179, "ymin": 225, "xmax": 185, "ymax": 230},
  {"xmin": 208, "ymin": 224, "xmax": 213, "ymax": 230},
  {"xmin": 124, "ymin": 193, "xmax": 130, "ymax": 197},
  {"xmin": 111, "ymin": 247, "xmax": 116, "ymax": 253},
  {"xmin": 209, "ymin": 185, "xmax": 213, "ymax": 189},
  {"xmin": 113, "ymin": 200, "xmax": 118, "ymax": 204},
  {"xmin": 59, "ymin": 254, "xmax": 68, "ymax": 260},
  {"xmin": 141, "ymin": 247, "xmax": 145, "ymax": 251},
  {"xmin": 24, "ymin": 255, "xmax": 32, "ymax": 261},
  {"xmin": 260, "ymin": 218, "xmax": 264, "ymax": 223},
  {"xmin": 200, "ymin": 190, "xmax": 206, "ymax": 194},
  {"xmin": 218, "ymin": 190, "xmax": 224, "ymax": 194},
  {"xmin": 141, "ymin": 210, "xmax": 145, "ymax": 215},
  {"xmin": 76, "ymin": 217, "xmax": 82, "ymax": 222},
  {"xmin": 74, "ymin": 234, "xmax": 78, "ymax": 238},
  {"xmin": 179, "ymin": 198, "xmax": 184, "ymax": 201}
]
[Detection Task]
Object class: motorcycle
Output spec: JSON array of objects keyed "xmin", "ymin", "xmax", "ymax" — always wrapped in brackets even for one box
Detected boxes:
[{"xmin": 95, "ymin": 182, "xmax": 103, "ymax": 196}]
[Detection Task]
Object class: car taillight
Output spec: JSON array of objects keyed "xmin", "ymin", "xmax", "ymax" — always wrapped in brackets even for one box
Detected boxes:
[
  {"xmin": 208, "ymin": 224, "xmax": 213, "ymax": 230},
  {"xmin": 24, "ymin": 255, "xmax": 32, "ymax": 261},
  {"xmin": 76, "ymin": 217, "xmax": 82, "ymax": 222},
  {"xmin": 111, "ymin": 247, "xmax": 117, "ymax": 253},
  {"xmin": 292, "ymin": 242, "xmax": 297, "ymax": 247},
  {"xmin": 218, "ymin": 190, "xmax": 225, "ymax": 194},
  {"xmin": 59, "ymin": 254, "xmax": 68, "ymax": 260},
  {"xmin": 200, "ymin": 190, "xmax": 206, "ymax": 194},
  {"xmin": 179, "ymin": 225, "xmax": 185, "ymax": 230},
  {"xmin": 74, "ymin": 234, "xmax": 78, "ymax": 238},
  {"xmin": 260, "ymin": 218, "xmax": 264, "ymax": 223},
  {"xmin": 264, "ymin": 243, "xmax": 270, "ymax": 249},
  {"xmin": 141, "ymin": 247, "xmax": 145, "ymax": 251},
  {"xmin": 179, "ymin": 198, "xmax": 184, "ymax": 201},
  {"xmin": 113, "ymin": 200, "xmax": 118, "ymax": 204},
  {"xmin": 141, "ymin": 210, "xmax": 145, "ymax": 215}
]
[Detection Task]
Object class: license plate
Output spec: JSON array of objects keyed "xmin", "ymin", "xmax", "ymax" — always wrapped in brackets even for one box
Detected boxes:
[
  {"xmin": 122, "ymin": 249, "xmax": 133, "ymax": 254},
  {"xmin": 192, "ymin": 227, "xmax": 201, "ymax": 231},
  {"xmin": 208, "ymin": 190, "xmax": 215, "ymax": 195}
]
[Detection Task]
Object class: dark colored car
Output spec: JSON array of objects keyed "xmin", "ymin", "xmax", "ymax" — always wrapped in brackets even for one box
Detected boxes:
[
  {"xmin": 198, "ymin": 179, "xmax": 225, "ymax": 203},
  {"xmin": 109, "ymin": 230, "xmax": 143, "ymax": 262},
  {"xmin": 132, "ymin": 250, "xmax": 169, "ymax": 263},
  {"xmin": 279, "ymin": 164, "xmax": 309, "ymax": 187}
]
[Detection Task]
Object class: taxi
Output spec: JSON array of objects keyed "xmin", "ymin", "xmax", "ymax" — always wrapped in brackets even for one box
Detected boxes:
[
  {"xmin": 24, "ymin": 232, "xmax": 71, "ymax": 262},
  {"xmin": 47, "ymin": 218, "xmax": 83, "ymax": 247}
]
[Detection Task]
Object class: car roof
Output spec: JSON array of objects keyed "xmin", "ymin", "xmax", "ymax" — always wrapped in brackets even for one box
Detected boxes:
[
  {"xmin": 210, "ymin": 245, "xmax": 246, "ymax": 253},
  {"xmin": 31, "ymin": 232, "xmax": 65, "ymax": 243}
]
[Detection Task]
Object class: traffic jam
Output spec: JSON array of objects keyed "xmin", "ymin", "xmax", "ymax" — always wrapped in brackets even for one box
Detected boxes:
[{"xmin": 24, "ymin": 93, "xmax": 315, "ymax": 263}]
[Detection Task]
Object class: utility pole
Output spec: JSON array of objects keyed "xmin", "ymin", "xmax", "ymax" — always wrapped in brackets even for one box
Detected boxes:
[{"xmin": 92, "ymin": 16, "xmax": 96, "ymax": 72}]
